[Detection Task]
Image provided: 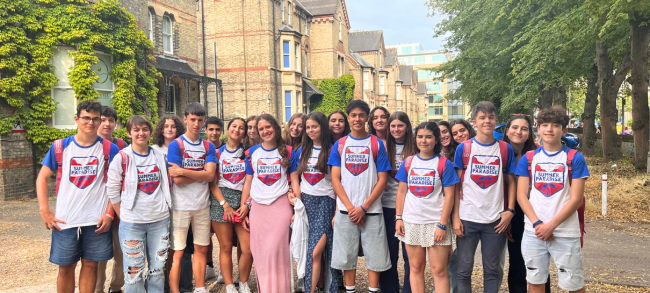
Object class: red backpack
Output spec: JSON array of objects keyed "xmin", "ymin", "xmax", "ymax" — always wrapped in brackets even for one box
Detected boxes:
[
  {"xmin": 459, "ymin": 140, "xmax": 509, "ymax": 203},
  {"xmin": 114, "ymin": 137, "xmax": 126, "ymax": 150},
  {"xmin": 402, "ymin": 155, "xmax": 448, "ymax": 195},
  {"xmin": 526, "ymin": 148, "xmax": 586, "ymax": 247},
  {"xmin": 175, "ymin": 137, "xmax": 211, "ymax": 167},
  {"xmin": 337, "ymin": 134, "xmax": 380, "ymax": 163},
  {"xmin": 54, "ymin": 138, "xmax": 112, "ymax": 196}
]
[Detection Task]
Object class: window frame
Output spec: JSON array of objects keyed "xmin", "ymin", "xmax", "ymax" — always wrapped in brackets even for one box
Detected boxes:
[
  {"xmin": 288, "ymin": 2, "xmax": 292, "ymax": 24},
  {"xmin": 167, "ymin": 84, "xmax": 176, "ymax": 115},
  {"xmin": 282, "ymin": 0, "xmax": 285, "ymax": 22},
  {"xmin": 284, "ymin": 90, "xmax": 292, "ymax": 122},
  {"xmin": 162, "ymin": 16, "xmax": 173, "ymax": 54},
  {"xmin": 379, "ymin": 76, "xmax": 385, "ymax": 94},
  {"xmin": 283, "ymin": 41, "xmax": 290, "ymax": 69},
  {"xmin": 51, "ymin": 47, "xmax": 76, "ymax": 129},
  {"xmin": 295, "ymin": 42, "xmax": 300, "ymax": 72},
  {"xmin": 396, "ymin": 86, "xmax": 401, "ymax": 100},
  {"xmin": 148, "ymin": 10, "xmax": 154, "ymax": 42}
]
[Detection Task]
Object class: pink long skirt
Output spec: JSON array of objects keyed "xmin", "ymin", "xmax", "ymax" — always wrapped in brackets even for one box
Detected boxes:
[{"xmin": 250, "ymin": 196, "xmax": 293, "ymax": 293}]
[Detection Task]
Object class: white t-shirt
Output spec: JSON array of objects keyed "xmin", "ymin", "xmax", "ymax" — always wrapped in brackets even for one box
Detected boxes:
[
  {"xmin": 244, "ymin": 144, "xmax": 291, "ymax": 205},
  {"xmin": 453, "ymin": 138, "xmax": 516, "ymax": 224},
  {"xmin": 217, "ymin": 144, "xmax": 246, "ymax": 191},
  {"xmin": 382, "ymin": 143, "xmax": 404, "ymax": 208},
  {"xmin": 515, "ymin": 146, "xmax": 589, "ymax": 238},
  {"xmin": 151, "ymin": 144, "xmax": 168, "ymax": 154},
  {"xmin": 290, "ymin": 146, "xmax": 335, "ymax": 199},
  {"xmin": 121, "ymin": 149, "xmax": 170, "ymax": 224},
  {"xmin": 327, "ymin": 134, "xmax": 392, "ymax": 213},
  {"xmin": 395, "ymin": 154, "xmax": 459, "ymax": 224},
  {"xmin": 41, "ymin": 136, "xmax": 119, "ymax": 230},
  {"xmin": 166, "ymin": 135, "xmax": 217, "ymax": 211}
]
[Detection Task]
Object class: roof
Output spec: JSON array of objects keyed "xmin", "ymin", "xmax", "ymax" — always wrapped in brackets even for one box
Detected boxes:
[
  {"xmin": 303, "ymin": 78, "xmax": 324, "ymax": 100},
  {"xmin": 349, "ymin": 30, "xmax": 384, "ymax": 53},
  {"xmin": 395, "ymin": 78, "xmax": 403, "ymax": 83},
  {"xmin": 293, "ymin": 0, "xmax": 312, "ymax": 15},
  {"xmin": 385, "ymin": 49, "xmax": 397, "ymax": 66},
  {"xmin": 278, "ymin": 24, "xmax": 303, "ymax": 36},
  {"xmin": 300, "ymin": 0, "xmax": 338, "ymax": 16},
  {"xmin": 417, "ymin": 83, "xmax": 426, "ymax": 94},
  {"xmin": 154, "ymin": 55, "xmax": 216, "ymax": 82},
  {"xmin": 399, "ymin": 65, "xmax": 414, "ymax": 86},
  {"xmin": 350, "ymin": 52, "xmax": 373, "ymax": 68}
]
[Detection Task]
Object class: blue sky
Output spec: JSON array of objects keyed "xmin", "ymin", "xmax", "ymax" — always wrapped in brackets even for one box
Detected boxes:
[{"xmin": 346, "ymin": 0, "xmax": 446, "ymax": 51}]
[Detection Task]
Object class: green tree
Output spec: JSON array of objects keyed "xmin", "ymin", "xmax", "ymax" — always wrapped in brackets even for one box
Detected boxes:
[{"xmin": 310, "ymin": 74, "xmax": 355, "ymax": 115}]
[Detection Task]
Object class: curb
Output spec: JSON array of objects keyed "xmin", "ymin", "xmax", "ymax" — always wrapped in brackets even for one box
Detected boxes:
[{"xmin": 585, "ymin": 278, "xmax": 650, "ymax": 288}]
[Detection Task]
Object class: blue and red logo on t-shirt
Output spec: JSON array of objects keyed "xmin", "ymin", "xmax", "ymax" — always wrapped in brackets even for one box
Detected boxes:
[
  {"xmin": 69, "ymin": 156, "xmax": 99, "ymax": 189},
  {"xmin": 534, "ymin": 163, "xmax": 565, "ymax": 197},
  {"xmin": 304, "ymin": 157, "xmax": 325, "ymax": 186},
  {"xmin": 257, "ymin": 158, "xmax": 282, "ymax": 186},
  {"xmin": 470, "ymin": 155, "xmax": 500, "ymax": 189},
  {"xmin": 345, "ymin": 146, "xmax": 370, "ymax": 176},
  {"xmin": 183, "ymin": 151, "xmax": 207, "ymax": 171},
  {"xmin": 222, "ymin": 158, "xmax": 246, "ymax": 184},
  {"xmin": 137, "ymin": 164, "xmax": 161, "ymax": 195},
  {"xmin": 408, "ymin": 168, "xmax": 435, "ymax": 198}
]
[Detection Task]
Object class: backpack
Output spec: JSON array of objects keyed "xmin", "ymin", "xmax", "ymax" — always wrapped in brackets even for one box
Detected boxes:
[
  {"xmin": 526, "ymin": 148, "xmax": 586, "ymax": 247},
  {"xmin": 54, "ymin": 138, "xmax": 112, "ymax": 197},
  {"xmin": 337, "ymin": 134, "xmax": 380, "ymax": 163},
  {"xmin": 175, "ymin": 137, "xmax": 211, "ymax": 168},
  {"xmin": 114, "ymin": 137, "xmax": 126, "ymax": 150},
  {"xmin": 459, "ymin": 139, "xmax": 509, "ymax": 201},
  {"xmin": 402, "ymin": 155, "xmax": 448, "ymax": 195}
]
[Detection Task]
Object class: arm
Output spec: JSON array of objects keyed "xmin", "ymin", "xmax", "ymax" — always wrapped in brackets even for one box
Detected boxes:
[
  {"xmin": 36, "ymin": 166, "xmax": 65, "ymax": 231},
  {"xmin": 536, "ymin": 178, "xmax": 586, "ymax": 240},
  {"xmin": 349, "ymin": 171, "xmax": 388, "ymax": 222},
  {"xmin": 289, "ymin": 171, "xmax": 301, "ymax": 202},
  {"xmin": 169, "ymin": 162, "xmax": 216, "ymax": 183},
  {"xmin": 395, "ymin": 182, "xmax": 407, "ymax": 236},
  {"xmin": 453, "ymin": 169, "xmax": 464, "ymax": 237},
  {"xmin": 495, "ymin": 173, "xmax": 517, "ymax": 233},
  {"xmin": 96, "ymin": 201, "xmax": 113, "ymax": 233},
  {"xmin": 106, "ymin": 155, "xmax": 123, "ymax": 216},
  {"xmin": 331, "ymin": 166, "xmax": 358, "ymax": 225},
  {"xmin": 209, "ymin": 179, "xmax": 237, "ymax": 221},
  {"xmin": 516, "ymin": 176, "xmax": 545, "ymax": 237},
  {"xmin": 240, "ymin": 174, "xmax": 254, "ymax": 231}
]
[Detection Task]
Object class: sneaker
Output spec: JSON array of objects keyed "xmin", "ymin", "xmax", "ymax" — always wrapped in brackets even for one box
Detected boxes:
[
  {"xmin": 193, "ymin": 288, "xmax": 209, "ymax": 293},
  {"xmin": 226, "ymin": 284, "xmax": 238, "ymax": 293},
  {"xmin": 295, "ymin": 278, "xmax": 305, "ymax": 292},
  {"xmin": 216, "ymin": 271, "xmax": 225, "ymax": 284},
  {"xmin": 109, "ymin": 290, "xmax": 123, "ymax": 293},
  {"xmin": 205, "ymin": 266, "xmax": 216, "ymax": 280},
  {"xmin": 234, "ymin": 276, "xmax": 239, "ymax": 287},
  {"xmin": 238, "ymin": 282, "xmax": 252, "ymax": 293}
]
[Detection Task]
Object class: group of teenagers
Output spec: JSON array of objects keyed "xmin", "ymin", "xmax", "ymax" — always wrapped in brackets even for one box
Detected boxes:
[{"xmin": 36, "ymin": 97, "xmax": 589, "ymax": 293}]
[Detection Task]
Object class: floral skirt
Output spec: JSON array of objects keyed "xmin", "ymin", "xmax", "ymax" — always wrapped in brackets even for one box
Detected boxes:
[{"xmin": 396, "ymin": 221, "xmax": 455, "ymax": 247}]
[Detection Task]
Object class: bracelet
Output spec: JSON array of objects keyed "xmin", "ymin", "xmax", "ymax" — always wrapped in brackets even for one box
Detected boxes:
[
  {"xmin": 104, "ymin": 213, "xmax": 115, "ymax": 220},
  {"xmin": 395, "ymin": 215, "xmax": 403, "ymax": 221},
  {"xmin": 360, "ymin": 205, "xmax": 367, "ymax": 213},
  {"xmin": 105, "ymin": 211, "xmax": 115, "ymax": 217},
  {"xmin": 533, "ymin": 220, "xmax": 543, "ymax": 228},
  {"xmin": 437, "ymin": 223, "xmax": 447, "ymax": 230},
  {"xmin": 395, "ymin": 219, "xmax": 403, "ymax": 222}
]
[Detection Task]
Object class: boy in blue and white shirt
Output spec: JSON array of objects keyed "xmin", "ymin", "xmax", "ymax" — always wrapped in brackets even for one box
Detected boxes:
[
  {"xmin": 36, "ymin": 100, "xmax": 120, "ymax": 293},
  {"xmin": 516, "ymin": 106, "xmax": 588, "ymax": 293},
  {"xmin": 328, "ymin": 100, "xmax": 392, "ymax": 293}
]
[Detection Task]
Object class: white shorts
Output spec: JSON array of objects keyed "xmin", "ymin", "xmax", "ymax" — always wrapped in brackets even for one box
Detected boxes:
[
  {"xmin": 170, "ymin": 207, "xmax": 211, "ymax": 250},
  {"xmin": 521, "ymin": 230, "xmax": 584, "ymax": 291}
]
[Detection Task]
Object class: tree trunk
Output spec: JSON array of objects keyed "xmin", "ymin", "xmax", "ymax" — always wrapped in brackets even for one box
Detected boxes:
[
  {"xmin": 582, "ymin": 64, "xmax": 599, "ymax": 156},
  {"xmin": 539, "ymin": 85, "xmax": 554, "ymax": 109},
  {"xmin": 630, "ymin": 14, "xmax": 650, "ymax": 171},
  {"xmin": 539, "ymin": 86, "xmax": 567, "ymax": 109},
  {"xmin": 595, "ymin": 42, "xmax": 631, "ymax": 162},
  {"xmin": 553, "ymin": 86, "xmax": 567, "ymax": 109}
]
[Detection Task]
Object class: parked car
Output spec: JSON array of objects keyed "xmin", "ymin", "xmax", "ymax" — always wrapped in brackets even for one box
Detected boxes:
[{"xmin": 494, "ymin": 124, "xmax": 580, "ymax": 149}]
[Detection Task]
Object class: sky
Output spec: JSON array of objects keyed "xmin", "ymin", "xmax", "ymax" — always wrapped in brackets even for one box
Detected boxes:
[{"xmin": 346, "ymin": 0, "xmax": 446, "ymax": 51}]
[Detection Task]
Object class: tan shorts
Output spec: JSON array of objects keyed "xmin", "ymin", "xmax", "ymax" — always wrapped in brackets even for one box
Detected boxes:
[{"xmin": 171, "ymin": 207, "xmax": 211, "ymax": 250}]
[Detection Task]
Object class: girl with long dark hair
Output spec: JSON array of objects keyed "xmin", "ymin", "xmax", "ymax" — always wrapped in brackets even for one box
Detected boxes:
[
  {"xmin": 243, "ymin": 115, "xmax": 260, "ymax": 147},
  {"xmin": 437, "ymin": 121, "xmax": 454, "ymax": 160},
  {"xmin": 241, "ymin": 114, "xmax": 294, "ymax": 293},
  {"xmin": 449, "ymin": 119, "xmax": 476, "ymax": 155},
  {"xmin": 379, "ymin": 112, "xmax": 417, "ymax": 293},
  {"xmin": 368, "ymin": 106, "xmax": 390, "ymax": 141},
  {"xmin": 289, "ymin": 112, "xmax": 338, "ymax": 293},
  {"xmin": 151, "ymin": 114, "xmax": 185, "ymax": 154},
  {"xmin": 283, "ymin": 113, "xmax": 307, "ymax": 149},
  {"xmin": 328, "ymin": 110, "xmax": 350, "ymax": 142}
]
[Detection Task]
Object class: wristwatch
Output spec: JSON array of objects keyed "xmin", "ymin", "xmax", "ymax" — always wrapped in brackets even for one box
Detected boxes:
[
  {"xmin": 219, "ymin": 200, "xmax": 226, "ymax": 206},
  {"xmin": 506, "ymin": 208, "xmax": 516, "ymax": 215}
]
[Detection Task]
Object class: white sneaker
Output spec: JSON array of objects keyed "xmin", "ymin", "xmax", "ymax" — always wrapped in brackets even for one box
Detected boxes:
[
  {"xmin": 193, "ymin": 288, "xmax": 209, "ymax": 293},
  {"xmin": 296, "ymin": 278, "xmax": 305, "ymax": 292},
  {"xmin": 216, "ymin": 271, "xmax": 225, "ymax": 284},
  {"xmin": 205, "ymin": 266, "xmax": 216, "ymax": 280},
  {"xmin": 226, "ymin": 284, "xmax": 238, "ymax": 293},
  {"xmin": 238, "ymin": 282, "xmax": 251, "ymax": 293}
]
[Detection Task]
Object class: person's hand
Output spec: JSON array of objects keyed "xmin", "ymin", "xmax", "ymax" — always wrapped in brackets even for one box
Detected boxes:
[
  {"xmin": 348, "ymin": 206, "xmax": 366, "ymax": 226},
  {"xmin": 395, "ymin": 221, "xmax": 405, "ymax": 236},
  {"xmin": 168, "ymin": 163, "xmax": 184, "ymax": 177},
  {"xmin": 95, "ymin": 215, "xmax": 112, "ymax": 234},
  {"xmin": 236, "ymin": 205, "xmax": 249, "ymax": 219},
  {"xmin": 288, "ymin": 191, "xmax": 296, "ymax": 206},
  {"xmin": 505, "ymin": 224, "xmax": 514, "ymax": 242},
  {"xmin": 223, "ymin": 204, "xmax": 236, "ymax": 222},
  {"xmin": 453, "ymin": 218, "xmax": 465, "ymax": 238},
  {"xmin": 242, "ymin": 217, "xmax": 250, "ymax": 232},
  {"xmin": 291, "ymin": 214, "xmax": 295, "ymax": 223},
  {"xmin": 535, "ymin": 223, "xmax": 555, "ymax": 241},
  {"xmin": 434, "ymin": 225, "xmax": 446, "ymax": 243},
  {"xmin": 495, "ymin": 211, "xmax": 514, "ymax": 234},
  {"xmin": 40, "ymin": 209, "xmax": 65, "ymax": 231}
]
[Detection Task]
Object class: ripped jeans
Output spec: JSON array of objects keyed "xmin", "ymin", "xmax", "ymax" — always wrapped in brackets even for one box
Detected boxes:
[{"xmin": 119, "ymin": 218, "xmax": 170, "ymax": 293}]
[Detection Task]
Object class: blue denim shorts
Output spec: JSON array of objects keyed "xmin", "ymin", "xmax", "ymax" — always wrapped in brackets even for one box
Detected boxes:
[
  {"xmin": 521, "ymin": 230, "xmax": 584, "ymax": 291},
  {"xmin": 49, "ymin": 225, "xmax": 114, "ymax": 266}
]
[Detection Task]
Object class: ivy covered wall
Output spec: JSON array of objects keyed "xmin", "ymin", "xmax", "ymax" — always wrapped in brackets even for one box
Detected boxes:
[
  {"xmin": 309, "ymin": 74, "xmax": 355, "ymax": 115},
  {"xmin": 0, "ymin": 0, "xmax": 159, "ymax": 154}
]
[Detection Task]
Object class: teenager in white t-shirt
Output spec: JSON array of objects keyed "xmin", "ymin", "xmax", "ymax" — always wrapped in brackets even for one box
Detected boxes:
[
  {"xmin": 106, "ymin": 115, "xmax": 171, "ymax": 293},
  {"xmin": 288, "ymin": 112, "xmax": 337, "ymax": 293},
  {"xmin": 36, "ymin": 100, "xmax": 119, "ymax": 293},
  {"xmin": 208, "ymin": 118, "xmax": 253, "ymax": 293},
  {"xmin": 328, "ymin": 100, "xmax": 392, "ymax": 293},
  {"xmin": 516, "ymin": 106, "xmax": 588, "ymax": 293},
  {"xmin": 166, "ymin": 103, "xmax": 217, "ymax": 293},
  {"xmin": 395, "ymin": 121, "xmax": 459, "ymax": 293},
  {"xmin": 452, "ymin": 102, "xmax": 516, "ymax": 293},
  {"xmin": 241, "ymin": 114, "xmax": 294, "ymax": 293},
  {"xmin": 378, "ymin": 111, "xmax": 418, "ymax": 293}
]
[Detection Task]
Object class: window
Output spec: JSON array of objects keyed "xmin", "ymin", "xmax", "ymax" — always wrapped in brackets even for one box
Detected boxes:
[
  {"xmin": 297, "ymin": 91, "xmax": 302, "ymax": 113},
  {"xmin": 432, "ymin": 55, "xmax": 447, "ymax": 63},
  {"xmin": 282, "ymin": 0, "xmax": 285, "ymax": 21},
  {"xmin": 418, "ymin": 70, "xmax": 434, "ymax": 80},
  {"xmin": 434, "ymin": 106, "xmax": 443, "ymax": 116},
  {"xmin": 92, "ymin": 53, "xmax": 114, "ymax": 107},
  {"xmin": 426, "ymin": 81, "xmax": 434, "ymax": 91},
  {"xmin": 288, "ymin": 2, "xmax": 292, "ymax": 24},
  {"xmin": 398, "ymin": 57, "xmax": 404, "ymax": 64},
  {"xmin": 427, "ymin": 94, "xmax": 434, "ymax": 103},
  {"xmin": 285, "ymin": 91, "xmax": 292, "ymax": 122},
  {"xmin": 283, "ymin": 41, "xmax": 290, "ymax": 69},
  {"xmin": 304, "ymin": 53, "xmax": 308, "ymax": 76},
  {"xmin": 433, "ymin": 94, "xmax": 443, "ymax": 103},
  {"xmin": 363, "ymin": 71, "xmax": 369, "ymax": 90},
  {"xmin": 295, "ymin": 42, "xmax": 300, "ymax": 71},
  {"xmin": 428, "ymin": 107, "xmax": 434, "ymax": 117},
  {"xmin": 414, "ymin": 57, "xmax": 425, "ymax": 64},
  {"xmin": 148, "ymin": 10, "xmax": 154, "ymax": 42},
  {"xmin": 380, "ymin": 76, "xmax": 385, "ymax": 94},
  {"xmin": 448, "ymin": 100, "xmax": 465, "ymax": 119},
  {"xmin": 167, "ymin": 85, "xmax": 176, "ymax": 114},
  {"xmin": 305, "ymin": 22, "xmax": 308, "ymax": 35},
  {"xmin": 339, "ymin": 16, "xmax": 342, "ymax": 40},
  {"xmin": 434, "ymin": 81, "xmax": 443, "ymax": 91},
  {"xmin": 396, "ymin": 86, "xmax": 401, "ymax": 100},
  {"xmin": 162, "ymin": 16, "xmax": 173, "ymax": 54},
  {"xmin": 402, "ymin": 46, "xmax": 412, "ymax": 54},
  {"xmin": 415, "ymin": 46, "xmax": 421, "ymax": 53}
]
